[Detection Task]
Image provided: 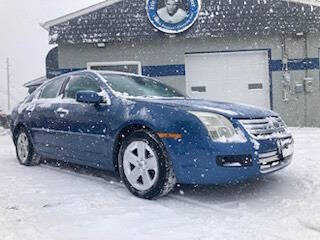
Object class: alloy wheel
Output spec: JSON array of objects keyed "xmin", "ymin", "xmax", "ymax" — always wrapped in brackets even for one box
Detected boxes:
[
  {"xmin": 17, "ymin": 132, "xmax": 29, "ymax": 164},
  {"xmin": 123, "ymin": 141, "xmax": 159, "ymax": 191}
]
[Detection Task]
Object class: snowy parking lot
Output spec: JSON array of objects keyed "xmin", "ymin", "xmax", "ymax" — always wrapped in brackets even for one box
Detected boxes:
[{"xmin": 0, "ymin": 128, "xmax": 320, "ymax": 240}]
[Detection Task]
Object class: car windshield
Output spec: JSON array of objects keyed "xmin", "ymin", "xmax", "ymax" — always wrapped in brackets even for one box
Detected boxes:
[{"xmin": 100, "ymin": 73, "xmax": 186, "ymax": 98}]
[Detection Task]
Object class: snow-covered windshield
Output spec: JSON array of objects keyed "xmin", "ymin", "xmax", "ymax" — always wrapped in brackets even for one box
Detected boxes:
[{"xmin": 101, "ymin": 73, "xmax": 186, "ymax": 98}]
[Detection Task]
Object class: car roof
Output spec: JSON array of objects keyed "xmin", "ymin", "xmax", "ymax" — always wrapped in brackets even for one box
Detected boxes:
[
  {"xmin": 58, "ymin": 70, "xmax": 144, "ymax": 78},
  {"xmin": 91, "ymin": 70, "xmax": 143, "ymax": 78},
  {"xmin": 46, "ymin": 70, "xmax": 149, "ymax": 84},
  {"xmin": 44, "ymin": 70, "xmax": 155, "ymax": 90}
]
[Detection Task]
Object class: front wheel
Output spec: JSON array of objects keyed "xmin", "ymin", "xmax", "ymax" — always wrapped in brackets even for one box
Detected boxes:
[{"xmin": 118, "ymin": 130, "xmax": 176, "ymax": 199}]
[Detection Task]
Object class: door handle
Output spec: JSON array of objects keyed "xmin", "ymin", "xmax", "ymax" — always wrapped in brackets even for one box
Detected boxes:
[
  {"xmin": 55, "ymin": 108, "xmax": 69, "ymax": 115},
  {"xmin": 191, "ymin": 86, "xmax": 206, "ymax": 92}
]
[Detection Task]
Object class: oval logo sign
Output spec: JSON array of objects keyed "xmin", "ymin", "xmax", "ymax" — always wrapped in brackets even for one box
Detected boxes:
[{"xmin": 146, "ymin": 0, "xmax": 201, "ymax": 34}]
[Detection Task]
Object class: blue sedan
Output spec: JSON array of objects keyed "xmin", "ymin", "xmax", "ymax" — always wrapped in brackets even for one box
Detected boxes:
[{"xmin": 10, "ymin": 70, "xmax": 294, "ymax": 199}]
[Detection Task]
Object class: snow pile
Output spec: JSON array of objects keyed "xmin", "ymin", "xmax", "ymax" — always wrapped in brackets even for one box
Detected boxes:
[
  {"xmin": 0, "ymin": 127, "xmax": 10, "ymax": 136},
  {"xmin": 0, "ymin": 128, "xmax": 320, "ymax": 240}
]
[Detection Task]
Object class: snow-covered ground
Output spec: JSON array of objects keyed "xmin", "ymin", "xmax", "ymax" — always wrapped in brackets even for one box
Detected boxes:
[{"xmin": 0, "ymin": 128, "xmax": 319, "ymax": 240}]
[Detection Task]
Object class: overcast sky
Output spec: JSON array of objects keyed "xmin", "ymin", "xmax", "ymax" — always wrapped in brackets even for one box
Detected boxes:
[{"xmin": 0, "ymin": 0, "xmax": 102, "ymax": 111}]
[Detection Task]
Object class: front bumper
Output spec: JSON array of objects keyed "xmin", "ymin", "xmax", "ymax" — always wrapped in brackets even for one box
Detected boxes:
[{"xmin": 163, "ymin": 136, "xmax": 294, "ymax": 185}]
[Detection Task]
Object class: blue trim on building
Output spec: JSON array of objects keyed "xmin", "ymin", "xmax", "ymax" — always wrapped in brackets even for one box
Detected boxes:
[
  {"xmin": 270, "ymin": 58, "xmax": 319, "ymax": 71},
  {"xmin": 142, "ymin": 65, "xmax": 185, "ymax": 77},
  {"xmin": 269, "ymin": 60, "xmax": 283, "ymax": 72}
]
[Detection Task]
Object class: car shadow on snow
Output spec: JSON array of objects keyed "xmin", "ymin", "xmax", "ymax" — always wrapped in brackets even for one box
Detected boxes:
[
  {"xmin": 41, "ymin": 158, "xmax": 121, "ymax": 183},
  {"xmin": 41, "ymin": 158, "xmax": 291, "ymax": 203},
  {"xmin": 171, "ymin": 176, "xmax": 285, "ymax": 203}
]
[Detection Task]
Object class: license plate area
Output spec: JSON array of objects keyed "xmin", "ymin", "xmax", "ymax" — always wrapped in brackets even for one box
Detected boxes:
[{"xmin": 277, "ymin": 138, "xmax": 294, "ymax": 158}]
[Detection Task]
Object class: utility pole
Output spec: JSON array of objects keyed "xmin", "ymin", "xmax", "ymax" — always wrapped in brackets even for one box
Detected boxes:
[{"xmin": 6, "ymin": 57, "xmax": 10, "ymax": 112}]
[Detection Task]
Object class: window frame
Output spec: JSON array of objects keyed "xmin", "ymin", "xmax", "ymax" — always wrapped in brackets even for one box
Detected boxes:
[{"xmin": 87, "ymin": 61, "xmax": 142, "ymax": 75}]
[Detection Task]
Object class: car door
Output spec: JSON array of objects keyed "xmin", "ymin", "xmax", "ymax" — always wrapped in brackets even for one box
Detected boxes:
[
  {"xmin": 30, "ymin": 76, "xmax": 68, "ymax": 159},
  {"xmin": 55, "ymin": 73, "xmax": 113, "ymax": 168}
]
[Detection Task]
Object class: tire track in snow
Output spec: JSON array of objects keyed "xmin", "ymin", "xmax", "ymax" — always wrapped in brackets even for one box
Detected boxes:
[
  {"xmin": 40, "ymin": 163, "xmax": 242, "ymax": 217},
  {"xmin": 299, "ymin": 220, "xmax": 320, "ymax": 234},
  {"xmin": 167, "ymin": 194, "xmax": 242, "ymax": 216}
]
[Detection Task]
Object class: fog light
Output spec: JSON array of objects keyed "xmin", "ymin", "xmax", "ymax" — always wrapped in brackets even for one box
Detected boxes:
[{"xmin": 216, "ymin": 155, "xmax": 253, "ymax": 167}]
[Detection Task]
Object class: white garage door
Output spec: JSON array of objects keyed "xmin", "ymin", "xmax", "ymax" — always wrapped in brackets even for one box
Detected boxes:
[{"xmin": 185, "ymin": 50, "xmax": 271, "ymax": 109}]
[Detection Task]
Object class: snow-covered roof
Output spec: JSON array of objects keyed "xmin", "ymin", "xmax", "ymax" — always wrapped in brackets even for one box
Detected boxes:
[
  {"xmin": 41, "ymin": 0, "xmax": 122, "ymax": 30},
  {"xmin": 44, "ymin": 0, "xmax": 320, "ymax": 44}
]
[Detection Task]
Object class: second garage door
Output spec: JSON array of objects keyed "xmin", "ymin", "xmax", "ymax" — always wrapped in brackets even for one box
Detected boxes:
[{"xmin": 185, "ymin": 50, "xmax": 271, "ymax": 109}]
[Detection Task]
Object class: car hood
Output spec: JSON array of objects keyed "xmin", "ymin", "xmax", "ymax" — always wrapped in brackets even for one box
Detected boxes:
[{"xmin": 132, "ymin": 98, "xmax": 277, "ymax": 119}]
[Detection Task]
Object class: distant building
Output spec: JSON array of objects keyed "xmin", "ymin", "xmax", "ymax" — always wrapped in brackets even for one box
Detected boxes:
[
  {"xmin": 24, "ymin": 76, "xmax": 47, "ymax": 94},
  {"xmin": 41, "ymin": 0, "xmax": 320, "ymax": 127}
]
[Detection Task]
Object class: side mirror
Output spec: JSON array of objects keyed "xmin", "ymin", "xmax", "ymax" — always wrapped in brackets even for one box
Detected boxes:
[{"xmin": 76, "ymin": 91, "xmax": 102, "ymax": 104}]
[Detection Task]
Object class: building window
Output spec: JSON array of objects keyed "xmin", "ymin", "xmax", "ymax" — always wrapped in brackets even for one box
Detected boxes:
[{"xmin": 87, "ymin": 61, "xmax": 142, "ymax": 75}]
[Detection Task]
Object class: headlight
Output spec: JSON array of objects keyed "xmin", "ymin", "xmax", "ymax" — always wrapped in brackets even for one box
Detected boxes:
[{"xmin": 189, "ymin": 111, "xmax": 245, "ymax": 143}]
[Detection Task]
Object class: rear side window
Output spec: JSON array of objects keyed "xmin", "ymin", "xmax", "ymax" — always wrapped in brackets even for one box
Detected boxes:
[
  {"xmin": 64, "ymin": 75, "xmax": 101, "ymax": 99},
  {"xmin": 25, "ymin": 87, "xmax": 41, "ymax": 103},
  {"xmin": 40, "ymin": 77, "xmax": 66, "ymax": 99}
]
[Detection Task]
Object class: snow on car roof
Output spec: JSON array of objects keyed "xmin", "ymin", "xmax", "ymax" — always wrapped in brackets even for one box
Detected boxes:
[{"xmin": 91, "ymin": 70, "xmax": 143, "ymax": 77}]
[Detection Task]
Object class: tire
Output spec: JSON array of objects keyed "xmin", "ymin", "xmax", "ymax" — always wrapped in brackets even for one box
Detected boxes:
[
  {"xmin": 118, "ymin": 130, "xmax": 176, "ymax": 200},
  {"xmin": 15, "ymin": 127, "xmax": 41, "ymax": 166}
]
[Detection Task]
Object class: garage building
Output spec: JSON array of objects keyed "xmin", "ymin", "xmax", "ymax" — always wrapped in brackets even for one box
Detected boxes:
[{"xmin": 40, "ymin": 0, "xmax": 320, "ymax": 127}]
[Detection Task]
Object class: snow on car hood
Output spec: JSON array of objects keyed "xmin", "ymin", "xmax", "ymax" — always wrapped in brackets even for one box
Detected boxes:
[{"xmin": 132, "ymin": 98, "xmax": 278, "ymax": 119}]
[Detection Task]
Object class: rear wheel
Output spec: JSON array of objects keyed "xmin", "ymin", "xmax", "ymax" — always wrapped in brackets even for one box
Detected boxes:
[
  {"xmin": 118, "ymin": 130, "xmax": 176, "ymax": 199},
  {"xmin": 15, "ymin": 128, "xmax": 40, "ymax": 166}
]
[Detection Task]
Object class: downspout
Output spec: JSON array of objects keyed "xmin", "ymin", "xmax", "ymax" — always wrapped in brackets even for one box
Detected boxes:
[
  {"xmin": 303, "ymin": 33, "xmax": 308, "ymax": 126},
  {"xmin": 281, "ymin": 34, "xmax": 290, "ymax": 102}
]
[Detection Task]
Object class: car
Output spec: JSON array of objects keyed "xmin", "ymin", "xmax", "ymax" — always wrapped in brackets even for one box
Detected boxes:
[
  {"xmin": 9, "ymin": 70, "xmax": 294, "ymax": 199},
  {"xmin": 0, "ymin": 109, "xmax": 8, "ymax": 128}
]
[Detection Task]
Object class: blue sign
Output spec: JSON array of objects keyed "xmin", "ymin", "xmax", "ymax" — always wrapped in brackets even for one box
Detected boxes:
[{"xmin": 146, "ymin": 0, "xmax": 201, "ymax": 34}]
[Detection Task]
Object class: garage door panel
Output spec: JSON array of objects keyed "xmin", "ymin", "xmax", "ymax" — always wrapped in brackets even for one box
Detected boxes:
[{"xmin": 185, "ymin": 51, "xmax": 270, "ymax": 109}]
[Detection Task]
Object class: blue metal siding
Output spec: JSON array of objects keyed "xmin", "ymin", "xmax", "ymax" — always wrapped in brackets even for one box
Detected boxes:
[{"xmin": 142, "ymin": 64, "xmax": 186, "ymax": 77}]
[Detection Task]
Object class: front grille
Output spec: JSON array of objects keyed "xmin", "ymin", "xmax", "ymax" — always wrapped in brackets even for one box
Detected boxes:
[
  {"xmin": 258, "ymin": 151, "xmax": 290, "ymax": 174},
  {"xmin": 239, "ymin": 116, "xmax": 288, "ymax": 139}
]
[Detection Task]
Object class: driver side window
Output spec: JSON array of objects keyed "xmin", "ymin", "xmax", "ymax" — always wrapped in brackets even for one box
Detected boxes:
[{"xmin": 64, "ymin": 75, "xmax": 101, "ymax": 99}]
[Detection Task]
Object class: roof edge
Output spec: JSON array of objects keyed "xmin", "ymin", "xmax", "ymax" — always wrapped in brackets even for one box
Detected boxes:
[
  {"xmin": 286, "ymin": 0, "xmax": 320, "ymax": 6},
  {"xmin": 40, "ymin": 0, "xmax": 122, "ymax": 31}
]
